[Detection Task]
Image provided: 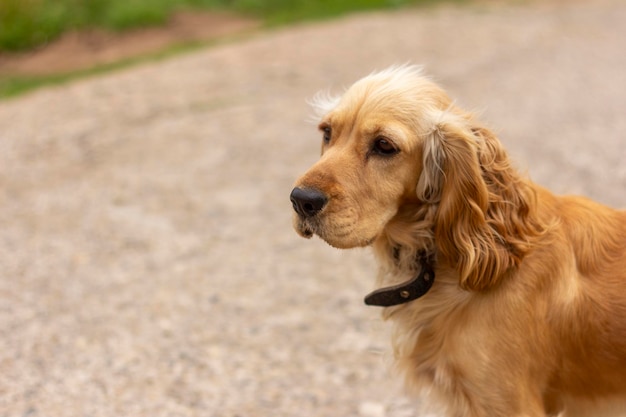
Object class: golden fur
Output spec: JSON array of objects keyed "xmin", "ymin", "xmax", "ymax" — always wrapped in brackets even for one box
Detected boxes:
[{"xmin": 291, "ymin": 66, "xmax": 626, "ymax": 417}]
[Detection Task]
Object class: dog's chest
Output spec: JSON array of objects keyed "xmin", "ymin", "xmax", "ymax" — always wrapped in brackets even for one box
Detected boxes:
[{"xmin": 384, "ymin": 275, "xmax": 472, "ymax": 394}]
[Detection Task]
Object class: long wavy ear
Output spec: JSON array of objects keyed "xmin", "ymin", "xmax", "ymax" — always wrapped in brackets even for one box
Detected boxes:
[{"xmin": 421, "ymin": 112, "xmax": 544, "ymax": 291}]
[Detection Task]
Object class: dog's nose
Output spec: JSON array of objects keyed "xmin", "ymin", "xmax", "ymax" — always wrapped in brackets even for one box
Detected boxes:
[{"xmin": 290, "ymin": 187, "xmax": 328, "ymax": 218}]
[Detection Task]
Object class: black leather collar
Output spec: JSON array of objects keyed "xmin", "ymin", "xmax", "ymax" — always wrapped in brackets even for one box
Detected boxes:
[{"xmin": 364, "ymin": 251, "xmax": 435, "ymax": 307}]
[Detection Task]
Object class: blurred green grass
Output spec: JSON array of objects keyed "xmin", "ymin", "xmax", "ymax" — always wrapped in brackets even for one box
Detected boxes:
[
  {"xmin": 0, "ymin": 0, "xmax": 452, "ymax": 98},
  {"xmin": 0, "ymin": 0, "xmax": 435, "ymax": 52},
  {"xmin": 1, "ymin": 0, "xmax": 210, "ymax": 51}
]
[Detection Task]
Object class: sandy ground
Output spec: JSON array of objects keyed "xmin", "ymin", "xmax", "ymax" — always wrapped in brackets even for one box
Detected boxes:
[{"xmin": 1, "ymin": 1, "xmax": 625, "ymax": 416}]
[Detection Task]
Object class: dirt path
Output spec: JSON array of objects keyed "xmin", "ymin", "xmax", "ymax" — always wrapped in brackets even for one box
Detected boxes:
[
  {"xmin": 0, "ymin": 11, "xmax": 260, "ymax": 76},
  {"xmin": 1, "ymin": 1, "xmax": 625, "ymax": 416}
]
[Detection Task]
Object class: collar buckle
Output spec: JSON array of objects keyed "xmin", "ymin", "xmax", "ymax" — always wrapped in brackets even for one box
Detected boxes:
[{"xmin": 364, "ymin": 252, "xmax": 435, "ymax": 307}]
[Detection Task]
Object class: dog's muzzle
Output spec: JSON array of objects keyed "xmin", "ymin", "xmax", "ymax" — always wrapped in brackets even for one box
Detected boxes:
[{"xmin": 290, "ymin": 187, "xmax": 328, "ymax": 218}]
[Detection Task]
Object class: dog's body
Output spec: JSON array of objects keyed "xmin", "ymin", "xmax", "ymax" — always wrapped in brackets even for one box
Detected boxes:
[{"xmin": 290, "ymin": 66, "xmax": 626, "ymax": 417}]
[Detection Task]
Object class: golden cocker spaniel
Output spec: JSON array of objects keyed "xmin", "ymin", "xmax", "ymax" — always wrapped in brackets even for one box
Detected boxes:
[{"xmin": 290, "ymin": 66, "xmax": 626, "ymax": 417}]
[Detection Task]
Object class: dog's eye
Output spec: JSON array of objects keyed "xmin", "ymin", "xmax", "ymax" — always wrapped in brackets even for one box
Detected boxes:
[
  {"xmin": 321, "ymin": 126, "xmax": 332, "ymax": 144},
  {"xmin": 372, "ymin": 137, "xmax": 398, "ymax": 156}
]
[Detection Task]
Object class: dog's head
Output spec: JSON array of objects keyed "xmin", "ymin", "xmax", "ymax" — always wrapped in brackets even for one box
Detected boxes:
[
  {"xmin": 291, "ymin": 66, "xmax": 543, "ymax": 290},
  {"xmin": 291, "ymin": 66, "xmax": 444, "ymax": 249}
]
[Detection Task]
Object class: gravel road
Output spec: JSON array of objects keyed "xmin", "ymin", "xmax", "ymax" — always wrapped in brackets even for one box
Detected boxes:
[{"xmin": 1, "ymin": 1, "xmax": 625, "ymax": 416}]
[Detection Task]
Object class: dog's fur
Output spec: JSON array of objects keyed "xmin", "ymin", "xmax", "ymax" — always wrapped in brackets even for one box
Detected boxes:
[{"xmin": 291, "ymin": 66, "xmax": 626, "ymax": 417}]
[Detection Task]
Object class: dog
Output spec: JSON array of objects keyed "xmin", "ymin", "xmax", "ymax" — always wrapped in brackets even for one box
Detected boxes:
[{"xmin": 290, "ymin": 66, "xmax": 626, "ymax": 417}]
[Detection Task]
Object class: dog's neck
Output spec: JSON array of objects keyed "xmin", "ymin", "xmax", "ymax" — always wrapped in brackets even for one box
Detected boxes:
[
  {"xmin": 373, "ymin": 203, "xmax": 437, "ymax": 267},
  {"xmin": 364, "ymin": 249, "xmax": 435, "ymax": 306},
  {"xmin": 367, "ymin": 204, "xmax": 438, "ymax": 307}
]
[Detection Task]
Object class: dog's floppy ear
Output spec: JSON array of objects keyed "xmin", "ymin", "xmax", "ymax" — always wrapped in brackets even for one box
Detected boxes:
[{"xmin": 419, "ymin": 112, "xmax": 543, "ymax": 291}]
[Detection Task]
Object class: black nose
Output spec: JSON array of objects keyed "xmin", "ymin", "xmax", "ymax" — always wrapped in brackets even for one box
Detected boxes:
[{"xmin": 290, "ymin": 187, "xmax": 328, "ymax": 218}]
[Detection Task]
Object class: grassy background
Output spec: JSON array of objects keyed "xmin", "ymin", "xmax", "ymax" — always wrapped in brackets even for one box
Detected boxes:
[
  {"xmin": 0, "ymin": 0, "xmax": 431, "ymax": 52},
  {"xmin": 0, "ymin": 0, "xmax": 451, "ymax": 98}
]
